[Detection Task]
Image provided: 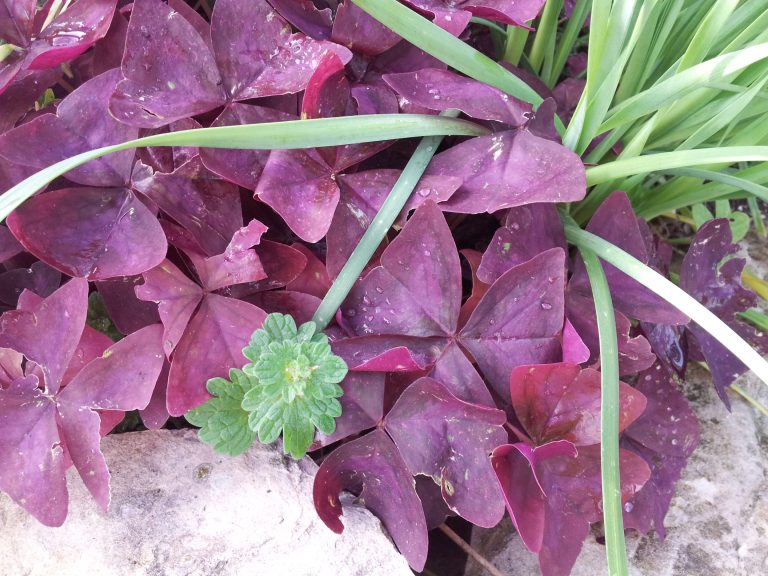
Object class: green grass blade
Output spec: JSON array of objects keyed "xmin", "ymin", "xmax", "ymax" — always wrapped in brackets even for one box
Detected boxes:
[
  {"xmin": 0, "ymin": 114, "xmax": 487, "ymax": 223},
  {"xmin": 601, "ymin": 43, "xmax": 768, "ymax": 132},
  {"xmin": 564, "ymin": 223, "xmax": 768, "ymax": 387},
  {"xmin": 586, "ymin": 146, "xmax": 768, "ymax": 185},
  {"xmin": 528, "ymin": 0, "xmax": 564, "ymax": 76},
  {"xmin": 547, "ymin": 0, "xmax": 590, "ymax": 87},
  {"xmin": 352, "ymin": 0, "xmax": 543, "ymax": 105},
  {"xmin": 580, "ymin": 247, "xmax": 627, "ymax": 576},
  {"xmin": 313, "ymin": 110, "xmax": 459, "ymax": 329}
]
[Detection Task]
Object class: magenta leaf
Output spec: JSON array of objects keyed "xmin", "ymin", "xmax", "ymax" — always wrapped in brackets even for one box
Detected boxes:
[
  {"xmin": 404, "ymin": 0, "xmax": 545, "ymax": 29},
  {"xmin": 459, "ymin": 249, "xmax": 566, "ymax": 399},
  {"xmin": 331, "ymin": 0, "xmax": 401, "ymax": 56},
  {"xmin": 509, "ymin": 363, "xmax": 647, "ymax": 447},
  {"xmin": 7, "ymin": 187, "xmax": 167, "ymax": 280},
  {"xmin": 0, "ymin": 0, "xmax": 36, "ymax": 46},
  {"xmin": 267, "ymin": 0, "xmax": 333, "ymax": 39},
  {"xmin": 425, "ymin": 130, "xmax": 586, "ymax": 213},
  {"xmin": 313, "ymin": 429, "xmax": 429, "ymax": 571},
  {"xmin": 384, "ymin": 377, "xmax": 507, "ymax": 527},
  {"xmin": 680, "ymin": 219, "xmax": 768, "ymax": 406},
  {"xmin": 301, "ymin": 51, "xmax": 349, "ymax": 120},
  {"xmin": 384, "ymin": 68, "xmax": 531, "ymax": 126},
  {"xmin": 621, "ymin": 364, "xmax": 700, "ymax": 539},
  {"xmin": 0, "ymin": 69, "xmax": 137, "ymax": 187},
  {"xmin": 431, "ymin": 341, "xmax": 494, "ymax": 407},
  {"xmin": 331, "ymin": 335, "xmax": 445, "ymax": 372}
]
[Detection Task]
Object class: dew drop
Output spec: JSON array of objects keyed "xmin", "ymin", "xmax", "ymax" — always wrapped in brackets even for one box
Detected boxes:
[
  {"xmin": 624, "ymin": 502, "xmax": 634, "ymax": 513},
  {"xmin": 540, "ymin": 302, "xmax": 552, "ymax": 310}
]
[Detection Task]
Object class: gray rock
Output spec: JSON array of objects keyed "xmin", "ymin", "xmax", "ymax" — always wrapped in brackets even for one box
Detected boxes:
[
  {"xmin": 466, "ymin": 366, "xmax": 768, "ymax": 576},
  {"xmin": 0, "ymin": 429, "xmax": 412, "ymax": 576}
]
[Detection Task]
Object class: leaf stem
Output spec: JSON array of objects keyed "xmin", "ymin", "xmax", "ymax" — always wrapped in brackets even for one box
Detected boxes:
[
  {"xmin": 312, "ymin": 110, "xmax": 459, "ymax": 330},
  {"xmin": 438, "ymin": 523, "xmax": 505, "ymax": 576},
  {"xmin": 579, "ymin": 247, "xmax": 628, "ymax": 576}
]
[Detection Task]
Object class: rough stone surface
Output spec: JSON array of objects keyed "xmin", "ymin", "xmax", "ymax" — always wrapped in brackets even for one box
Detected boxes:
[
  {"xmin": 0, "ymin": 429, "xmax": 413, "ymax": 576},
  {"xmin": 466, "ymin": 233, "xmax": 768, "ymax": 576}
]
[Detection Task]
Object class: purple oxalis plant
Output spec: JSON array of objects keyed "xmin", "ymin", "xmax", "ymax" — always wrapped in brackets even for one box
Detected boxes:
[{"xmin": 0, "ymin": 1, "xmax": 761, "ymax": 575}]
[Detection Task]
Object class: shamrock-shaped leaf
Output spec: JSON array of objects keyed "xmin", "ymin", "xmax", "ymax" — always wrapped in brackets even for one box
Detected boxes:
[{"xmin": 185, "ymin": 369, "xmax": 258, "ymax": 457}]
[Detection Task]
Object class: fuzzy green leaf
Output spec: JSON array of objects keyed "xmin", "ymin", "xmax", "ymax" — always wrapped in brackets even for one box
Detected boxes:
[{"xmin": 185, "ymin": 369, "xmax": 259, "ymax": 457}]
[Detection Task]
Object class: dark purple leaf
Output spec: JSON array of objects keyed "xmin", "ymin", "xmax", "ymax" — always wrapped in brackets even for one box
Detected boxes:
[
  {"xmin": 139, "ymin": 360, "xmax": 170, "ymax": 430},
  {"xmin": 430, "ymin": 341, "xmax": 494, "ymax": 406},
  {"xmin": 384, "ymin": 68, "xmax": 530, "ymax": 126},
  {"xmin": 493, "ymin": 443, "xmax": 650, "ymax": 576},
  {"xmin": 267, "ymin": 0, "xmax": 333, "ymax": 39},
  {"xmin": 167, "ymin": 294, "xmax": 266, "ymax": 415},
  {"xmin": 285, "ymin": 243, "xmax": 331, "ymax": 299},
  {"xmin": 509, "ymin": 362, "xmax": 647, "ymax": 447},
  {"xmin": 0, "ymin": 261, "xmax": 61, "ymax": 306},
  {"xmin": 331, "ymin": 335, "xmax": 445, "ymax": 372},
  {"xmin": 570, "ymin": 192, "xmax": 688, "ymax": 325},
  {"xmin": 26, "ymin": 0, "xmax": 117, "ymax": 70},
  {"xmin": 0, "ymin": 0, "xmax": 36, "ymax": 46},
  {"xmin": 566, "ymin": 289, "xmax": 657, "ymax": 376},
  {"xmin": 384, "ymin": 377, "xmax": 506, "ymax": 527},
  {"xmin": 425, "ymin": 130, "xmax": 586, "ymax": 213},
  {"xmin": 96, "ymin": 275, "xmax": 161, "ymax": 335},
  {"xmin": 680, "ymin": 219, "xmax": 768, "ymax": 406},
  {"xmin": 0, "ymin": 69, "xmax": 137, "ymax": 187},
  {"xmin": 313, "ymin": 371, "xmax": 385, "ymax": 448},
  {"xmin": 7, "ymin": 187, "xmax": 167, "ymax": 280},
  {"xmin": 0, "ymin": 278, "xmax": 87, "ymax": 393},
  {"xmin": 109, "ymin": 0, "xmax": 225, "ymax": 127},
  {"xmin": 477, "ymin": 203, "xmax": 565, "ymax": 284},
  {"xmin": 244, "ymin": 290, "xmax": 321, "ymax": 325},
  {"xmin": 343, "ymin": 201, "xmax": 461, "ymax": 337},
  {"xmin": 226, "ymin": 240, "xmax": 308, "ymax": 297},
  {"xmin": 0, "ymin": 68, "xmax": 59, "ymax": 133},
  {"xmin": 331, "ymin": 0, "xmax": 401, "ymax": 55},
  {"xmin": 399, "ymin": 1, "xmax": 473, "ymax": 35},
  {"xmin": 621, "ymin": 364, "xmax": 700, "ymax": 539},
  {"xmin": 200, "ymin": 104, "xmax": 295, "ymax": 190},
  {"xmin": 302, "ymin": 51, "xmax": 349, "ymax": 120},
  {"xmin": 136, "ymin": 259, "xmax": 203, "ymax": 357},
  {"xmin": 313, "ymin": 429, "xmax": 429, "ymax": 571},
  {"xmin": 459, "ymin": 248, "xmax": 565, "ymax": 399}
]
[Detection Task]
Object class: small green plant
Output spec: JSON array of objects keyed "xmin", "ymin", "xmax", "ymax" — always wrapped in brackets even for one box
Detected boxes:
[{"xmin": 186, "ymin": 314, "xmax": 348, "ymax": 459}]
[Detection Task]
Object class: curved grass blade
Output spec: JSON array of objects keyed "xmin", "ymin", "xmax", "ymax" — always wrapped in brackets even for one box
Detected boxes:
[
  {"xmin": 580, "ymin": 247, "xmax": 627, "ymax": 576},
  {"xmin": 312, "ymin": 109, "xmax": 460, "ymax": 330},
  {"xmin": 585, "ymin": 146, "xmax": 768, "ymax": 185},
  {"xmin": 0, "ymin": 114, "xmax": 487, "ymax": 223},
  {"xmin": 563, "ymin": 222, "xmax": 768, "ymax": 387}
]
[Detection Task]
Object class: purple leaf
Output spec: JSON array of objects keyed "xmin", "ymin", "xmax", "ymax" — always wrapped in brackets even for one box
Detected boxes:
[
  {"xmin": 561, "ymin": 319, "xmax": 590, "ymax": 365},
  {"xmin": 313, "ymin": 372, "xmax": 385, "ymax": 448},
  {"xmin": 285, "ymin": 243, "xmax": 331, "ymax": 299},
  {"xmin": 478, "ymin": 203, "xmax": 565, "ymax": 284},
  {"xmin": 493, "ymin": 443, "xmax": 650, "ymax": 576},
  {"xmin": 566, "ymin": 289, "xmax": 657, "ymax": 376},
  {"xmin": 200, "ymin": 104, "xmax": 295, "ymax": 190},
  {"xmin": 96, "ymin": 275, "xmax": 161, "ymax": 335},
  {"xmin": 136, "ymin": 259, "xmax": 203, "ymax": 358},
  {"xmin": 399, "ymin": 1, "xmax": 473, "ymax": 35},
  {"xmin": 570, "ymin": 192, "xmax": 688, "ymax": 325},
  {"xmin": 332, "ymin": 335, "xmax": 446, "ymax": 372},
  {"xmin": 109, "ymin": 0, "xmax": 225, "ymax": 127},
  {"xmin": 26, "ymin": 0, "xmax": 117, "ymax": 70},
  {"xmin": 384, "ymin": 377, "xmax": 507, "ymax": 527},
  {"xmin": 431, "ymin": 341, "xmax": 494, "ymax": 406},
  {"xmin": 267, "ymin": 0, "xmax": 333, "ymax": 39},
  {"xmin": 7, "ymin": 187, "xmax": 167, "ymax": 280},
  {"xmin": 459, "ymin": 248, "xmax": 565, "ymax": 399},
  {"xmin": 0, "ymin": 261, "xmax": 61, "ymax": 307},
  {"xmin": 425, "ymin": 130, "xmax": 586, "ymax": 213},
  {"xmin": 0, "ymin": 69, "xmax": 137, "ymax": 187},
  {"xmin": 167, "ymin": 294, "xmax": 266, "ymax": 415},
  {"xmin": 301, "ymin": 51, "xmax": 349, "ymax": 120},
  {"xmin": 331, "ymin": 0, "xmax": 401, "ymax": 55},
  {"xmin": 0, "ymin": 68, "xmax": 59, "ymax": 133},
  {"xmin": 680, "ymin": 219, "xmax": 768, "ymax": 406},
  {"xmin": 0, "ymin": 0, "xmax": 36, "ymax": 46},
  {"xmin": 134, "ymin": 158, "xmax": 243, "ymax": 257},
  {"xmin": 342, "ymin": 201, "xmax": 461, "ymax": 336},
  {"xmin": 245, "ymin": 290, "xmax": 321, "ymax": 325},
  {"xmin": 226, "ymin": 240, "xmax": 308, "ymax": 297},
  {"xmin": 509, "ymin": 362, "xmax": 647, "ymax": 447},
  {"xmin": 0, "ymin": 278, "xmax": 87, "ymax": 393},
  {"xmin": 384, "ymin": 68, "xmax": 530, "ymax": 125},
  {"xmin": 139, "ymin": 360, "xmax": 170, "ymax": 430},
  {"xmin": 621, "ymin": 364, "xmax": 700, "ymax": 539},
  {"xmin": 313, "ymin": 429, "xmax": 429, "ymax": 571}
]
